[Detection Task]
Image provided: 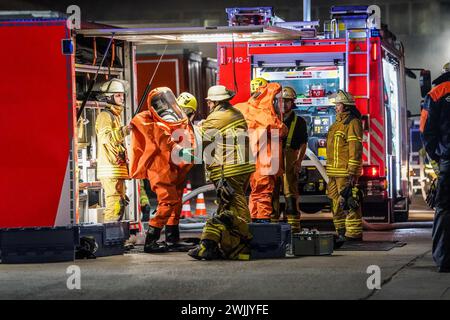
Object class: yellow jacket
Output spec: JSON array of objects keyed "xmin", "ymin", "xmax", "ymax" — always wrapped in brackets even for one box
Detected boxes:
[
  {"xmin": 326, "ymin": 110, "xmax": 363, "ymax": 177},
  {"xmin": 95, "ymin": 105, "xmax": 129, "ymax": 179},
  {"xmin": 199, "ymin": 102, "xmax": 255, "ymax": 181}
]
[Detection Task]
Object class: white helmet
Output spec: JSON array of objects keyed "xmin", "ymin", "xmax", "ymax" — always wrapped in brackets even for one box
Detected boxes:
[
  {"xmin": 205, "ymin": 85, "xmax": 234, "ymax": 102},
  {"xmin": 100, "ymin": 79, "xmax": 129, "ymax": 96}
]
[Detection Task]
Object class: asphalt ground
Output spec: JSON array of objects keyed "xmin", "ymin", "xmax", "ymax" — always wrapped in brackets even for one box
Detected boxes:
[{"xmin": 1, "ymin": 194, "xmax": 444, "ymax": 300}]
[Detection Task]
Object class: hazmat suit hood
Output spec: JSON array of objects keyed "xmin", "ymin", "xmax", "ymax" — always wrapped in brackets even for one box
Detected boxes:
[{"xmin": 147, "ymin": 87, "xmax": 188, "ymax": 125}]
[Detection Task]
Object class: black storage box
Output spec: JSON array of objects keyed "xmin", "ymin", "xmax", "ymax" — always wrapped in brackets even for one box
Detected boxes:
[
  {"xmin": 0, "ymin": 226, "xmax": 78, "ymax": 264},
  {"xmin": 78, "ymin": 221, "xmax": 130, "ymax": 258},
  {"xmin": 292, "ymin": 232, "xmax": 334, "ymax": 256},
  {"xmin": 248, "ymin": 223, "xmax": 291, "ymax": 259}
]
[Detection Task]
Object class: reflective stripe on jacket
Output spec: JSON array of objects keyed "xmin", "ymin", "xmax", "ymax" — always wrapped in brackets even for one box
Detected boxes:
[
  {"xmin": 95, "ymin": 106, "xmax": 129, "ymax": 179},
  {"xmin": 326, "ymin": 111, "xmax": 363, "ymax": 177}
]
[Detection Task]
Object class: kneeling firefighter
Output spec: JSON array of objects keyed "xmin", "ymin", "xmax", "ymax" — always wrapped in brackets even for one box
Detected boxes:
[
  {"xmin": 188, "ymin": 85, "xmax": 255, "ymax": 260},
  {"xmin": 95, "ymin": 79, "xmax": 132, "ymax": 222},
  {"xmin": 326, "ymin": 90, "xmax": 364, "ymax": 242},
  {"xmin": 129, "ymin": 87, "xmax": 196, "ymax": 253},
  {"xmin": 235, "ymin": 80, "xmax": 287, "ymax": 223}
]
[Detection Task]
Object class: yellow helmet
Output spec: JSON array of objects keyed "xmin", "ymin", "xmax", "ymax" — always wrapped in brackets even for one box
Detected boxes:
[
  {"xmin": 176, "ymin": 92, "xmax": 197, "ymax": 112},
  {"xmin": 331, "ymin": 90, "xmax": 356, "ymax": 106},
  {"xmin": 282, "ymin": 86, "xmax": 297, "ymax": 100},
  {"xmin": 250, "ymin": 77, "xmax": 268, "ymax": 94},
  {"xmin": 442, "ymin": 62, "xmax": 450, "ymax": 74}
]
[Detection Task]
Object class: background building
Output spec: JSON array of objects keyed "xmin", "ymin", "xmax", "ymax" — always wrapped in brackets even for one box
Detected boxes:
[{"xmin": 3, "ymin": 0, "xmax": 449, "ymax": 113}]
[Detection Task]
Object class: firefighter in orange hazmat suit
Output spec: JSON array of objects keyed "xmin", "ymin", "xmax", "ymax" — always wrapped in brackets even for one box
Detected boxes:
[
  {"xmin": 235, "ymin": 81, "xmax": 287, "ymax": 222},
  {"xmin": 129, "ymin": 87, "xmax": 196, "ymax": 253}
]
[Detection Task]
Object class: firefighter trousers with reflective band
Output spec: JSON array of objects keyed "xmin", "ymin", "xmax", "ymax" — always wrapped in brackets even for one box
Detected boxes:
[
  {"xmin": 283, "ymin": 147, "xmax": 299, "ymax": 198},
  {"xmin": 149, "ymin": 180, "xmax": 185, "ymax": 229},
  {"xmin": 201, "ymin": 210, "xmax": 252, "ymax": 260},
  {"xmin": 101, "ymin": 178, "xmax": 127, "ymax": 222},
  {"xmin": 281, "ymin": 148, "xmax": 301, "ymax": 231},
  {"xmin": 249, "ymin": 172, "xmax": 276, "ymax": 220},
  {"xmin": 327, "ymin": 177, "xmax": 362, "ymax": 238},
  {"xmin": 213, "ymin": 173, "xmax": 251, "ymax": 223},
  {"xmin": 432, "ymin": 159, "xmax": 450, "ymax": 269}
]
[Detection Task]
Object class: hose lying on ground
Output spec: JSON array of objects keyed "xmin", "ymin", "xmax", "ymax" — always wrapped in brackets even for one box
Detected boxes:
[
  {"xmin": 362, "ymin": 220, "xmax": 433, "ymax": 230},
  {"xmin": 182, "ymin": 184, "xmax": 434, "ymax": 231}
]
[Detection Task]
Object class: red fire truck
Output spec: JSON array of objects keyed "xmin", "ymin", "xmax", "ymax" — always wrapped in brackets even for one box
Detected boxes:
[
  {"xmin": 0, "ymin": 5, "xmax": 411, "ymax": 233},
  {"xmin": 218, "ymin": 6, "xmax": 411, "ymax": 223}
]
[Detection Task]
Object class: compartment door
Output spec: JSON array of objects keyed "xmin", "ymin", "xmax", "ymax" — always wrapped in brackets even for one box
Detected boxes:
[{"xmin": 0, "ymin": 20, "xmax": 75, "ymax": 228}]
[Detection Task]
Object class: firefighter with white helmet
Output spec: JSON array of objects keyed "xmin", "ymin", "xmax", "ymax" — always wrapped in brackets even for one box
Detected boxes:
[
  {"xmin": 277, "ymin": 86, "xmax": 308, "ymax": 233},
  {"xmin": 188, "ymin": 85, "xmax": 255, "ymax": 260},
  {"xmin": 95, "ymin": 78, "xmax": 132, "ymax": 222},
  {"xmin": 326, "ymin": 89, "xmax": 364, "ymax": 244},
  {"xmin": 177, "ymin": 92, "xmax": 198, "ymax": 121}
]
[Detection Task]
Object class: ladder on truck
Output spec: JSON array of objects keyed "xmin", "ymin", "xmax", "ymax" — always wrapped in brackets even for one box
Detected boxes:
[
  {"xmin": 345, "ymin": 28, "xmax": 371, "ymax": 164},
  {"xmin": 345, "ymin": 28, "xmax": 370, "ymax": 99}
]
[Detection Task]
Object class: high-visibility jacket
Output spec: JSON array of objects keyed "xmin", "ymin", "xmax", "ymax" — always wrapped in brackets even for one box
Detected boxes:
[
  {"xmin": 199, "ymin": 102, "xmax": 255, "ymax": 181},
  {"xmin": 326, "ymin": 110, "xmax": 363, "ymax": 177},
  {"xmin": 235, "ymin": 82, "xmax": 287, "ymax": 176},
  {"xmin": 95, "ymin": 105, "xmax": 129, "ymax": 179}
]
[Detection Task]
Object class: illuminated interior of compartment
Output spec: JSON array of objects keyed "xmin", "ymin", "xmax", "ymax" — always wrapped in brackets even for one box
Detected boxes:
[{"xmin": 254, "ymin": 65, "xmax": 345, "ymax": 160}]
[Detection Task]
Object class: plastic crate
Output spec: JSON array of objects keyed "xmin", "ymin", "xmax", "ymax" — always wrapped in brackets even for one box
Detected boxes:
[
  {"xmin": 0, "ymin": 226, "xmax": 78, "ymax": 264},
  {"xmin": 248, "ymin": 223, "xmax": 291, "ymax": 259},
  {"xmin": 292, "ymin": 232, "xmax": 334, "ymax": 256},
  {"xmin": 78, "ymin": 221, "xmax": 130, "ymax": 258}
]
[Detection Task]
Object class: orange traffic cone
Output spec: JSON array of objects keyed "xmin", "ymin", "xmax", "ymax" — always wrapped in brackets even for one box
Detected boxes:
[
  {"xmin": 195, "ymin": 193, "xmax": 207, "ymax": 216},
  {"xmin": 186, "ymin": 180, "xmax": 192, "ymax": 192},
  {"xmin": 181, "ymin": 187, "xmax": 192, "ymax": 219}
]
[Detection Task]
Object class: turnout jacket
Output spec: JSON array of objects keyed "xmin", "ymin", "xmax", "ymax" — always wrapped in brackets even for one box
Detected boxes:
[
  {"xmin": 199, "ymin": 102, "xmax": 256, "ymax": 181},
  {"xmin": 95, "ymin": 105, "xmax": 129, "ymax": 179},
  {"xmin": 326, "ymin": 109, "xmax": 363, "ymax": 177}
]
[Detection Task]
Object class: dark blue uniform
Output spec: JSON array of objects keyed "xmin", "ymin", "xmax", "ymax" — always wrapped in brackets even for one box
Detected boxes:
[{"xmin": 422, "ymin": 71, "xmax": 450, "ymax": 272}]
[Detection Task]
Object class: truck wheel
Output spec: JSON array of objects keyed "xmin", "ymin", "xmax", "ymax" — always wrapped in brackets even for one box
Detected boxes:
[{"xmin": 299, "ymin": 203, "xmax": 326, "ymax": 214}]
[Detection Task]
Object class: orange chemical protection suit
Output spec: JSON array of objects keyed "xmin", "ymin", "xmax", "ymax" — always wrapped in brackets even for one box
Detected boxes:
[
  {"xmin": 129, "ymin": 88, "xmax": 195, "ymax": 229},
  {"xmin": 235, "ymin": 83, "xmax": 288, "ymax": 220}
]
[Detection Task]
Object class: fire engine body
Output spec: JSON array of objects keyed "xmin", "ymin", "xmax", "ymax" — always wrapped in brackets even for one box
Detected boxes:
[
  {"xmin": 218, "ymin": 6, "xmax": 410, "ymax": 223},
  {"xmin": 0, "ymin": 5, "xmax": 410, "ymax": 231}
]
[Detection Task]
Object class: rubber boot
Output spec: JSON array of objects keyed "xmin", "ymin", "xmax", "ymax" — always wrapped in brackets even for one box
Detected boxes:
[
  {"xmin": 188, "ymin": 239, "xmax": 221, "ymax": 260},
  {"xmin": 165, "ymin": 225, "xmax": 180, "ymax": 244},
  {"xmin": 165, "ymin": 225, "xmax": 197, "ymax": 252},
  {"xmin": 144, "ymin": 226, "xmax": 168, "ymax": 253},
  {"xmin": 334, "ymin": 229, "xmax": 346, "ymax": 250}
]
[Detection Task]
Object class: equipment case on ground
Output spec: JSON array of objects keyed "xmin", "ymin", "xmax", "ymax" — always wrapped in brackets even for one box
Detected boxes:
[{"xmin": 248, "ymin": 223, "xmax": 291, "ymax": 259}]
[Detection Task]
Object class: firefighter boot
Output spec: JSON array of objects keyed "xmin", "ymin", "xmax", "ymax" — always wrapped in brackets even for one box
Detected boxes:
[
  {"xmin": 165, "ymin": 225, "xmax": 196, "ymax": 252},
  {"xmin": 334, "ymin": 229, "xmax": 346, "ymax": 250},
  {"xmin": 144, "ymin": 226, "xmax": 168, "ymax": 253},
  {"xmin": 188, "ymin": 239, "xmax": 221, "ymax": 260},
  {"xmin": 286, "ymin": 197, "xmax": 301, "ymax": 233}
]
